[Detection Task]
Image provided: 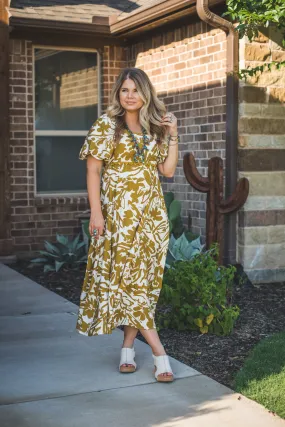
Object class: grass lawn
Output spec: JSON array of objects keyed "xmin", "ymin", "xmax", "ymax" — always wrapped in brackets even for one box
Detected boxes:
[{"xmin": 234, "ymin": 331, "xmax": 285, "ymax": 419}]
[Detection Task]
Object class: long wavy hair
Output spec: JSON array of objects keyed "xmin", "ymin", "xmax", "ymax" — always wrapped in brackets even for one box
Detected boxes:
[{"xmin": 106, "ymin": 68, "xmax": 167, "ymax": 146}]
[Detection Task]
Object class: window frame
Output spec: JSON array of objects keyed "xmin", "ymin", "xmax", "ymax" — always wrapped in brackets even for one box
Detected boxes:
[{"xmin": 32, "ymin": 45, "xmax": 101, "ymax": 197}]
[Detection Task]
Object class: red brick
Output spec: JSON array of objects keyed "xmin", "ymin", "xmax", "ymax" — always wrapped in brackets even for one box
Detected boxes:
[
  {"xmin": 194, "ymin": 48, "xmax": 207, "ymax": 57},
  {"xmin": 207, "ymin": 44, "xmax": 220, "ymax": 54},
  {"xmin": 30, "ymin": 228, "xmax": 52, "ymax": 237},
  {"xmin": 11, "ymin": 230, "xmax": 31, "ymax": 237},
  {"xmin": 14, "ymin": 222, "xmax": 35, "ymax": 229},
  {"xmin": 174, "ymin": 62, "xmax": 186, "ymax": 70}
]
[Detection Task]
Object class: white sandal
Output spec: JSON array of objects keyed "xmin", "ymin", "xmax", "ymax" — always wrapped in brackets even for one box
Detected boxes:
[
  {"xmin": 152, "ymin": 354, "xmax": 174, "ymax": 382},
  {"xmin": 119, "ymin": 347, "xmax": 137, "ymax": 373}
]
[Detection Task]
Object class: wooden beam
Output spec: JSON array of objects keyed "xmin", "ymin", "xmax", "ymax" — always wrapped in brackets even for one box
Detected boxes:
[{"xmin": 0, "ymin": 0, "xmax": 13, "ymax": 255}]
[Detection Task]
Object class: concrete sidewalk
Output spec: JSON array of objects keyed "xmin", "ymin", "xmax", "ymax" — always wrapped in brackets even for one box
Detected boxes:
[{"xmin": 0, "ymin": 263, "xmax": 284, "ymax": 427}]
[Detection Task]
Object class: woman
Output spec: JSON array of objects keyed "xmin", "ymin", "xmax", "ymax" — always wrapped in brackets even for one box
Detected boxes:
[{"xmin": 76, "ymin": 67, "xmax": 179, "ymax": 382}]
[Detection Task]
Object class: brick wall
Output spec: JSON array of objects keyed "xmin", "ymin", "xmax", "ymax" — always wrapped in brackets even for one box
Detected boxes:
[
  {"xmin": 9, "ymin": 23, "xmax": 226, "ymax": 256},
  {"xmin": 9, "ymin": 40, "xmax": 128, "ymax": 257},
  {"xmin": 8, "ymin": 41, "xmax": 82, "ymax": 256},
  {"xmin": 237, "ymin": 28, "xmax": 285, "ymax": 282},
  {"xmin": 127, "ymin": 20, "xmax": 227, "ymax": 237}
]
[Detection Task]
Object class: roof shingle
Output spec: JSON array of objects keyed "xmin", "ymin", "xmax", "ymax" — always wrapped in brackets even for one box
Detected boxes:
[{"xmin": 10, "ymin": 0, "xmax": 166, "ymax": 24}]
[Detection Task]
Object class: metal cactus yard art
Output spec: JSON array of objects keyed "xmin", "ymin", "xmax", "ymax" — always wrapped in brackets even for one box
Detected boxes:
[{"xmin": 183, "ymin": 153, "xmax": 249, "ymax": 264}]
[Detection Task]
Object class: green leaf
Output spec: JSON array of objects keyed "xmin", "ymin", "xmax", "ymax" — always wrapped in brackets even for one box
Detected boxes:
[
  {"xmin": 39, "ymin": 250, "xmax": 59, "ymax": 259},
  {"xmin": 168, "ymin": 233, "xmax": 203, "ymax": 262},
  {"xmin": 164, "ymin": 192, "xmax": 175, "ymax": 212},
  {"xmin": 72, "ymin": 234, "xmax": 81, "ymax": 251},
  {"xmin": 43, "ymin": 264, "xmax": 55, "ymax": 273},
  {"xmin": 30, "ymin": 257, "xmax": 48, "ymax": 263},
  {"xmin": 55, "ymin": 261, "xmax": 65, "ymax": 272},
  {"xmin": 56, "ymin": 234, "xmax": 69, "ymax": 246},
  {"xmin": 76, "ymin": 241, "xmax": 86, "ymax": 250},
  {"xmin": 82, "ymin": 220, "xmax": 91, "ymax": 239},
  {"xmin": 169, "ymin": 200, "xmax": 181, "ymax": 221},
  {"xmin": 44, "ymin": 241, "xmax": 60, "ymax": 255}
]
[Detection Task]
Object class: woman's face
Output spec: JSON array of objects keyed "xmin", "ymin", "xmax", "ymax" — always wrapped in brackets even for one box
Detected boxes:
[{"xmin": 119, "ymin": 78, "xmax": 144, "ymax": 113}]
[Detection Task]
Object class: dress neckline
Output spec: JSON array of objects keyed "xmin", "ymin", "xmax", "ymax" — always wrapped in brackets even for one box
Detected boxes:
[{"xmin": 123, "ymin": 129, "xmax": 144, "ymax": 137}]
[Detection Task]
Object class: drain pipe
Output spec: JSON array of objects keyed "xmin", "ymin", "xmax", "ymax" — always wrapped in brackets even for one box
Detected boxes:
[{"xmin": 196, "ymin": 0, "xmax": 239, "ymax": 265}]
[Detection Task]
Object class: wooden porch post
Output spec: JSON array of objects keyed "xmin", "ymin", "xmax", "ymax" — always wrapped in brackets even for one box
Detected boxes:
[{"xmin": 0, "ymin": 0, "xmax": 13, "ymax": 257}]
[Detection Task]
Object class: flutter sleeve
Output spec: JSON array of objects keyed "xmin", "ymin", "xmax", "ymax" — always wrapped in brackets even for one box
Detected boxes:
[
  {"xmin": 79, "ymin": 113, "xmax": 115, "ymax": 161},
  {"xmin": 157, "ymin": 139, "xmax": 169, "ymax": 164}
]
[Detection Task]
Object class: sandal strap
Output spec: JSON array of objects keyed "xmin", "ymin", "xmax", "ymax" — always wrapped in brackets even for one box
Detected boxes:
[
  {"xmin": 152, "ymin": 354, "xmax": 173, "ymax": 379},
  {"xmin": 119, "ymin": 347, "xmax": 136, "ymax": 369}
]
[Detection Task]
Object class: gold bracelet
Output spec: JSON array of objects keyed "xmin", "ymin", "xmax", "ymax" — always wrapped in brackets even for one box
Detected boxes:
[
  {"xmin": 167, "ymin": 135, "xmax": 180, "ymax": 143},
  {"xmin": 168, "ymin": 135, "xmax": 180, "ymax": 145}
]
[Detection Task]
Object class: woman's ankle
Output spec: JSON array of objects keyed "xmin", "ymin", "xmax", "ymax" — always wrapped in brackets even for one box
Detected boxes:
[
  {"xmin": 122, "ymin": 342, "xmax": 134, "ymax": 349},
  {"xmin": 152, "ymin": 346, "xmax": 166, "ymax": 357}
]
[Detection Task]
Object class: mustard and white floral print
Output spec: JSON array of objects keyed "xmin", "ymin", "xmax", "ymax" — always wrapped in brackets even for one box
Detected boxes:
[{"xmin": 76, "ymin": 113, "xmax": 169, "ymax": 336}]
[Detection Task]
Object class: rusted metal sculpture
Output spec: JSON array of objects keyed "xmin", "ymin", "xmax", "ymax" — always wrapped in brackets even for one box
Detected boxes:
[{"xmin": 183, "ymin": 153, "xmax": 249, "ymax": 264}]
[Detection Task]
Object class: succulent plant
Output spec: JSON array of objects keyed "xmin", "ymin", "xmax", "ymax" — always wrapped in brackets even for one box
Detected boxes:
[
  {"xmin": 29, "ymin": 233, "xmax": 87, "ymax": 273},
  {"xmin": 165, "ymin": 232, "xmax": 204, "ymax": 269}
]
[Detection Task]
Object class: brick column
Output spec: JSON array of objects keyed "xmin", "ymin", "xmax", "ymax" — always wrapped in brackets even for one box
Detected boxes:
[
  {"xmin": 238, "ymin": 29, "xmax": 285, "ymax": 282},
  {"xmin": 101, "ymin": 45, "xmax": 128, "ymax": 111},
  {"xmin": 0, "ymin": 0, "xmax": 13, "ymax": 257}
]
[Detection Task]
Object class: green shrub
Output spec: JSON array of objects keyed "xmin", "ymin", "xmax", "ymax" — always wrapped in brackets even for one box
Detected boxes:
[
  {"xmin": 29, "ymin": 233, "xmax": 87, "ymax": 273},
  {"xmin": 158, "ymin": 244, "xmax": 239, "ymax": 336}
]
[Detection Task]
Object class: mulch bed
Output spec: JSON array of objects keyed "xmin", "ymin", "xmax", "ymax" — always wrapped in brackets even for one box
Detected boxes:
[{"xmin": 9, "ymin": 260, "xmax": 285, "ymax": 389}]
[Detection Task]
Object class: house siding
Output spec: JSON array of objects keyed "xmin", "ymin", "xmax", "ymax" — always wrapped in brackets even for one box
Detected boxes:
[{"xmin": 237, "ymin": 28, "xmax": 285, "ymax": 283}]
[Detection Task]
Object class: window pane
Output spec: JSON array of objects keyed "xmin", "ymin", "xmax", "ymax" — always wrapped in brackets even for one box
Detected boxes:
[
  {"xmin": 35, "ymin": 49, "xmax": 98, "ymax": 131},
  {"xmin": 36, "ymin": 136, "xmax": 87, "ymax": 193}
]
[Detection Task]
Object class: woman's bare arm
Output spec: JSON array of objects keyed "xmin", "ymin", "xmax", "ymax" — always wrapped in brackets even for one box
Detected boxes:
[
  {"xmin": 157, "ymin": 112, "xmax": 179, "ymax": 178},
  {"xmin": 86, "ymin": 155, "xmax": 105, "ymax": 239},
  {"xmin": 157, "ymin": 142, "xmax": 178, "ymax": 178}
]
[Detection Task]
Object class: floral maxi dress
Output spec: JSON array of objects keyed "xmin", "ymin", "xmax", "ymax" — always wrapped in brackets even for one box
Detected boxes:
[{"xmin": 76, "ymin": 113, "xmax": 170, "ymax": 336}]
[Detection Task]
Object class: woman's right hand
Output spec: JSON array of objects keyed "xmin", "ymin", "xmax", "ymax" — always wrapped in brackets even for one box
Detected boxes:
[{"xmin": 89, "ymin": 210, "xmax": 105, "ymax": 240}]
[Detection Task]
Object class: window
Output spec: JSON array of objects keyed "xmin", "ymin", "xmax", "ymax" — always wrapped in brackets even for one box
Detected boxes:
[{"xmin": 34, "ymin": 47, "xmax": 100, "ymax": 194}]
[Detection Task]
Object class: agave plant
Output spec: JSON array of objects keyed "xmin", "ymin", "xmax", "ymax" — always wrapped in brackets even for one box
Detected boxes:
[
  {"xmin": 165, "ymin": 232, "xmax": 204, "ymax": 269},
  {"xmin": 29, "ymin": 233, "xmax": 87, "ymax": 273}
]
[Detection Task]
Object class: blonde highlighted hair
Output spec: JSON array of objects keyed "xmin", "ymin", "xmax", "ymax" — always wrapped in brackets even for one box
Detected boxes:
[{"xmin": 106, "ymin": 67, "xmax": 167, "ymax": 145}]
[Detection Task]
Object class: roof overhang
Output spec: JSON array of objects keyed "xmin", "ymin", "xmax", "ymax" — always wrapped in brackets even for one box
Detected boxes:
[
  {"xmin": 9, "ymin": 15, "xmax": 121, "ymax": 47},
  {"xmin": 10, "ymin": 15, "xmax": 111, "ymax": 34},
  {"xmin": 109, "ymin": 0, "xmax": 225, "ymax": 39},
  {"xmin": 9, "ymin": 0, "xmax": 225, "ymax": 46}
]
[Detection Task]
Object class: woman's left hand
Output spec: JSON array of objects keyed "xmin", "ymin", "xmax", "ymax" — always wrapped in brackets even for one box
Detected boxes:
[{"xmin": 160, "ymin": 112, "xmax": 178, "ymax": 136}]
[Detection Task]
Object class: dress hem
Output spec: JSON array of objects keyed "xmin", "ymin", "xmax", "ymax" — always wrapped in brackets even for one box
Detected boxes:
[{"xmin": 75, "ymin": 321, "xmax": 157, "ymax": 337}]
